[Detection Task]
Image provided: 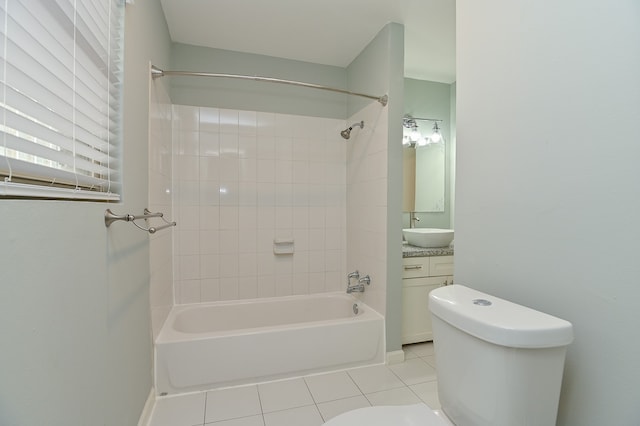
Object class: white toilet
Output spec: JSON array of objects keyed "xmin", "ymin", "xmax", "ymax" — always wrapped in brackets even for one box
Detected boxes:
[{"xmin": 323, "ymin": 285, "xmax": 574, "ymax": 426}]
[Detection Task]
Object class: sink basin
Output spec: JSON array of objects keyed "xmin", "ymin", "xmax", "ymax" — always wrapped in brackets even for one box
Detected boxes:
[{"xmin": 403, "ymin": 228, "xmax": 454, "ymax": 248}]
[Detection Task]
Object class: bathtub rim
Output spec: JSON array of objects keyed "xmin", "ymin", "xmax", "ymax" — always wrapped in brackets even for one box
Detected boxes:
[{"xmin": 156, "ymin": 291, "xmax": 383, "ymax": 344}]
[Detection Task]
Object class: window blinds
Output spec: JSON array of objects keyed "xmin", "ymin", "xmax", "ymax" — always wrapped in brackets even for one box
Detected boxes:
[{"xmin": 0, "ymin": 0, "xmax": 123, "ymax": 200}]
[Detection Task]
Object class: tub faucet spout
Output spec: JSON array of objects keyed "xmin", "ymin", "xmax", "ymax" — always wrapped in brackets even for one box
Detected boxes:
[{"xmin": 347, "ymin": 273, "xmax": 370, "ymax": 293}]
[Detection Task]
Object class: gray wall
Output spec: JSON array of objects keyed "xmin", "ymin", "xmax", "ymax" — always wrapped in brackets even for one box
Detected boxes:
[
  {"xmin": 170, "ymin": 43, "xmax": 348, "ymax": 119},
  {"xmin": 456, "ymin": 1, "xmax": 640, "ymax": 424},
  {"xmin": 403, "ymin": 78, "xmax": 453, "ymax": 229},
  {"xmin": 0, "ymin": 2, "xmax": 172, "ymax": 425}
]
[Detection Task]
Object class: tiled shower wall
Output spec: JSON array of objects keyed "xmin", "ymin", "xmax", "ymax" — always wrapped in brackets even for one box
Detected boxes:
[{"xmin": 172, "ymin": 105, "xmax": 348, "ymax": 303}]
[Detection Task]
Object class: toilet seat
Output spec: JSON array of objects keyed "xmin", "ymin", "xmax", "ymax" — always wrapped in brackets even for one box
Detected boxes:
[{"xmin": 322, "ymin": 403, "xmax": 452, "ymax": 426}]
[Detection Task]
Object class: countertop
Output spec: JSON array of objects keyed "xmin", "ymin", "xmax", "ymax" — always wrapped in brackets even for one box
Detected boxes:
[{"xmin": 402, "ymin": 242, "xmax": 454, "ymax": 258}]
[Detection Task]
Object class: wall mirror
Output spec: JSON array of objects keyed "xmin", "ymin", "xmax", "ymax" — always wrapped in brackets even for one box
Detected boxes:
[
  {"xmin": 415, "ymin": 143, "xmax": 445, "ymax": 212},
  {"xmin": 403, "ymin": 143, "xmax": 445, "ymax": 213}
]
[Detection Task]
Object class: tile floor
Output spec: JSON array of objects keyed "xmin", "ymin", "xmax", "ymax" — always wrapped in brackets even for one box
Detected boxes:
[{"xmin": 148, "ymin": 342, "xmax": 439, "ymax": 426}]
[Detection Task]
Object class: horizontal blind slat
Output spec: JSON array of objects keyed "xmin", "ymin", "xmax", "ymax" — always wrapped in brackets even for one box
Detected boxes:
[
  {"xmin": 1, "ymin": 133, "xmax": 111, "ymax": 176},
  {"xmin": 1, "ymin": 106, "xmax": 111, "ymax": 163}
]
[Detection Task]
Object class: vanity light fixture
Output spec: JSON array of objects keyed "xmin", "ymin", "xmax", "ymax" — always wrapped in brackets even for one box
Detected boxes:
[{"xmin": 402, "ymin": 115, "xmax": 444, "ymax": 148}]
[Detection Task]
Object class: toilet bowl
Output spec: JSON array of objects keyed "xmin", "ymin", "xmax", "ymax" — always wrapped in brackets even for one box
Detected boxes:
[
  {"xmin": 322, "ymin": 285, "xmax": 574, "ymax": 426},
  {"xmin": 322, "ymin": 403, "xmax": 454, "ymax": 426}
]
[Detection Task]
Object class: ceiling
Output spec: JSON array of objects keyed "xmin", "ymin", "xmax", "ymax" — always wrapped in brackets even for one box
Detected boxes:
[{"xmin": 159, "ymin": 0, "xmax": 456, "ymax": 84}]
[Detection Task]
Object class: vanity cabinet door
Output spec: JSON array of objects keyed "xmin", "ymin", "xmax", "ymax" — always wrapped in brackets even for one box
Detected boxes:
[
  {"xmin": 429, "ymin": 255, "xmax": 454, "ymax": 277},
  {"xmin": 402, "ymin": 276, "xmax": 447, "ymax": 344}
]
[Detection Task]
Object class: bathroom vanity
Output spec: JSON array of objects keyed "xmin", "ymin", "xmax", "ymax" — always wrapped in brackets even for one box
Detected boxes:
[{"xmin": 402, "ymin": 244, "xmax": 454, "ymax": 344}]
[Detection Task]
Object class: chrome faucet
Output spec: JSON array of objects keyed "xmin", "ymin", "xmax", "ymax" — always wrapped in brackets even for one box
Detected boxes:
[
  {"xmin": 409, "ymin": 211, "xmax": 420, "ymax": 228},
  {"xmin": 347, "ymin": 270, "xmax": 370, "ymax": 293}
]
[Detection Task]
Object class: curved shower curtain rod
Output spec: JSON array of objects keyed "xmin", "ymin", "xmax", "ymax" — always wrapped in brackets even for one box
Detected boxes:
[{"xmin": 151, "ymin": 65, "xmax": 388, "ymax": 107}]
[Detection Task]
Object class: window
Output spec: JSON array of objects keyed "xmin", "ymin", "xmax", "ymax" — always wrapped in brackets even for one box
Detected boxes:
[{"xmin": 0, "ymin": 0, "xmax": 124, "ymax": 200}]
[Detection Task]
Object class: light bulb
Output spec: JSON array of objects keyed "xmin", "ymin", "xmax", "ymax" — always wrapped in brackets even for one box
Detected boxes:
[{"xmin": 430, "ymin": 122, "xmax": 443, "ymax": 143}]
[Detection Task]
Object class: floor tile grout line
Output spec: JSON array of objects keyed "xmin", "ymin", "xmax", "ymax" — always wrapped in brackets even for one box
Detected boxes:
[
  {"xmin": 301, "ymin": 375, "xmax": 327, "ymax": 423},
  {"xmin": 202, "ymin": 391, "xmax": 208, "ymax": 425},
  {"xmin": 255, "ymin": 384, "xmax": 266, "ymax": 425}
]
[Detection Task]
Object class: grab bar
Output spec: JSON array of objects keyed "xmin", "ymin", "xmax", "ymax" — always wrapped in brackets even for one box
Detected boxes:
[{"xmin": 104, "ymin": 208, "xmax": 177, "ymax": 234}]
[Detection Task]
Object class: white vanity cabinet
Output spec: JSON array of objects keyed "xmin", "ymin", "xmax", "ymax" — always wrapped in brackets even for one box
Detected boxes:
[{"xmin": 402, "ymin": 255, "xmax": 454, "ymax": 344}]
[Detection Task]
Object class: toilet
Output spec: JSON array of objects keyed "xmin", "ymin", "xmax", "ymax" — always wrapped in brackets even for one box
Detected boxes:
[{"xmin": 323, "ymin": 285, "xmax": 574, "ymax": 426}]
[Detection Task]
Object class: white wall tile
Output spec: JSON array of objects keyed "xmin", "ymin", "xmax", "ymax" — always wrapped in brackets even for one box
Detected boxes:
[
  {"xmin": 201, "ymin": 278, "xmax": 220, "ymax": 302},
  {"xmin": 199, "ymin": 107, "xmax": 219, "ymax": 133},
  {"xmin": 238, "ymin": 276, "xmax": 258, "ymax": 299},
  {"xmin": 219, "ymin": 157, "xmax": 239, "ymax": 181},
  {"xmin": 178, "ymin": 280, "xmax": 201, "ymax": 304},
  {"xmin": 256, "ymin": 136, "xmax": 276, "ymax": 159},
  {"xmin": 292, "ymin": 273, "xmax": 310, "ymax": 295},
  {"xmin": 199, "ymin": 132, "xmax": 219, "ymax": 157},
  {"xmin": 219, "ymin": 109, "xmax": 239, "ymax": 134},
  {"xmin": 257, "ymin": 274, "xmax": 276, "ymax": 298},
  {"xmin": 256, "ymin": 206, "xmax": 275, "ymax": 229},
  {"xmin": 239, "ymin": 135, "xmax": 257, "ymax": 159},
  {"xmin": 275, "ymin": 274, "xmax": 293, "ymax": 296},
  {"xmin": 219, "ymin": 229, "xmax": 239, "ymax": 253},
  {"xmin": 238, "ymin": 228, "xmax": 258, "ymax": 252},
  {"xmin": 219, "ymin": 253, "xmax": 239, "ymax": 278},
  {"xmin": 176, "ymin": 131, "xmax": 199, "ymax": 156},
  {"xmin": 199, "ymin": 206, "xmax": 220, "ymax": 230},
  {"xmin": 178, "ymin": 255, "xmax": 200, "ymax": 280},
  {"xmin": 198, "ymin": 181, "xmax": 219, "ymax": 206},
  {"xmin": 200, "ymin": 230, "xmax": 220, "ymax": 254},
  {"xmin": 238, "ymin": 110, "xmax": 257, "ymax": 135},
  {"xmin": 257, "ymin": 159, "xmax": 275, "ymax": 183},
  {"xmin": 257, "ymin": 112, "xmax": 276, "ymax": 136},
  {"xmin": 238, "ymin": 253, "xmax": 258, "ymax": 276},
  {"xmin": 219, "ymin": 182, "xmax": 239, "ymax": 206},
  {"xmin": 220, "ymin": 277, "xmax": 240, "ymax": 300},
  {"xmin": 220, "ymin": 133, "xmax": 239, "ymax": 158},
  {"xmin": 239, "ymin": 159, "xmax": 257, "ymax": 182},
  {"xmin": 292, "ymin": 138, "xmax": 310, "ymax": 161},
  {"xmin": 238, "ymin": 206, "xmax": 257, "ymax": 229}
]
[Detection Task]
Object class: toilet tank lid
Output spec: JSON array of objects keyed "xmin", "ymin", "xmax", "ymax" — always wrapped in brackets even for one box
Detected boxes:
[{"xmin": 429, "ymin": 285, "xmax": 574, "ymax": 348}]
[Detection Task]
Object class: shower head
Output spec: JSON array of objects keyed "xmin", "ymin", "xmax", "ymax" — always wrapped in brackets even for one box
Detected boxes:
[{"xmin": 340, "ymin": 121, "xmax": 364, "ymax": 139}]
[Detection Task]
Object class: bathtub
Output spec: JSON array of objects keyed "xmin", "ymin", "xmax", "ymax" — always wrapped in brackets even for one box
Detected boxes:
[{"xmin": 155, "ymin": 292, "xmax": 385, "ymax": 395}]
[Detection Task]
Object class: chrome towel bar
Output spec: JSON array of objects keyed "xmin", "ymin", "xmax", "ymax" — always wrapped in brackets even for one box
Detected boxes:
[{"xmin": 104, "ymin": 208, "xmax": 176, "ymax": 234}]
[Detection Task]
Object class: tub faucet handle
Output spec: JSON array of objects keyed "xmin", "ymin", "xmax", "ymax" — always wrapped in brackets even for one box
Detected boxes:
[
  {"xmin": 358, "ymin": 275, "xmax": 371, "ymax": 286},
  {"xmin": 348, "ymin": 270, "xmax": 360, "ymax": 280}
]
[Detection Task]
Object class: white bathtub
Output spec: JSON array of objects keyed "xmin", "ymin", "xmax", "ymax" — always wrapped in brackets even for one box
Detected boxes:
[{"xmin": 155, "ymin": 292, "xmax": 385, "ymax": 394}]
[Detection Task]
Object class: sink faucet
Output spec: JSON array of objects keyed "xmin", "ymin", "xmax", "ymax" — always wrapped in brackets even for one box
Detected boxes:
[
  {"xmin": 347, "ymin": 270, "xmax": 370, "ymax": 293},
  {"xmin": 409, "ymin": 212, "xmax": 420, "ymax": 228}
]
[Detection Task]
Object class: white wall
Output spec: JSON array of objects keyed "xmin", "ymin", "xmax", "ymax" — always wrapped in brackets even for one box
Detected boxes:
[
  {"xmin": 456, "ymin": 1, "xmax": 640, "ymax": 424},
  {"xmin": 0, "ymin": 2, "xmax": 172, "ymax": 425},
  {"xmin": 171, "ymin": 106, "xmax": 348, "ymax": 302}
]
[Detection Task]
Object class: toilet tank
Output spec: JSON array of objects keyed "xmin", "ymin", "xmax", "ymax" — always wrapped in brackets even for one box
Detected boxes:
[{"xmin": 429, "ymin": 285, "xmax": 573, "ymax": 426}]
